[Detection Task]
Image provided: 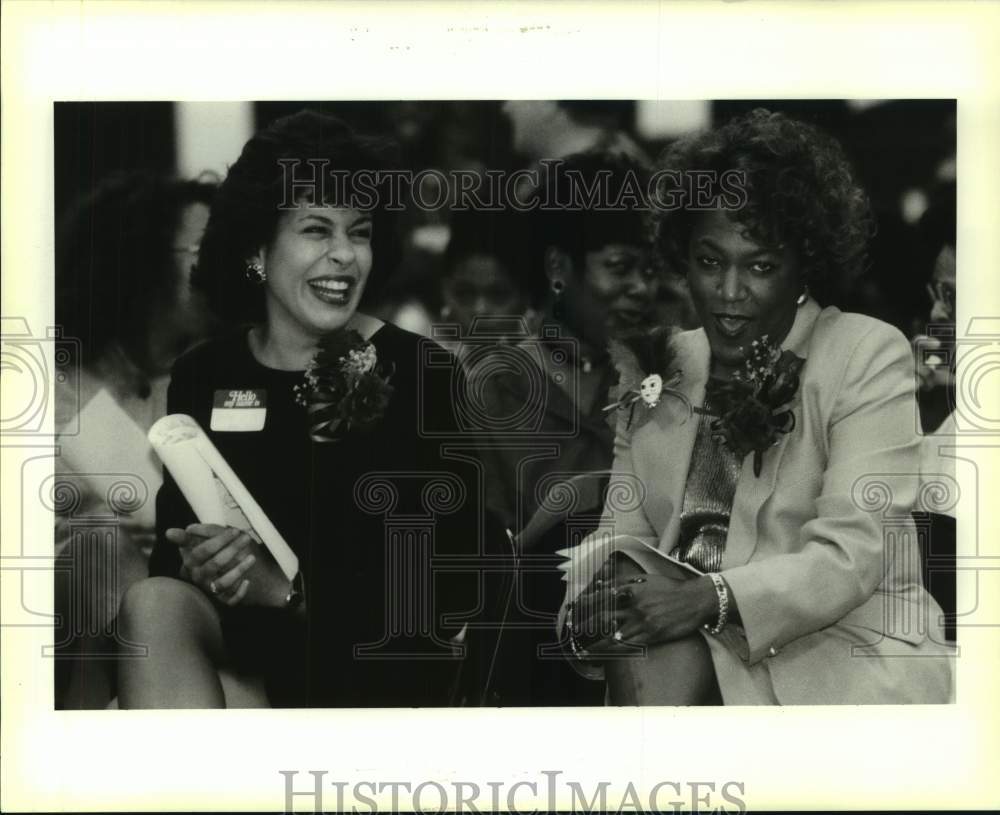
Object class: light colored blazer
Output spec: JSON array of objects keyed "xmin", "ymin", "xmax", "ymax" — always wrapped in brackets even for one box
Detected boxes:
[{"xmin": 564, "ymin": 300, "xmax": 953, "ymax": 704}]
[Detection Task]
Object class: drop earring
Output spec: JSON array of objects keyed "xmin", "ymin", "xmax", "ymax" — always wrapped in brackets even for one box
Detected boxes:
[
  {"xmin": 796, "ymin": 285, "xmax": 809, "ymax": 306},
  {"xmin": 246, "ymin": 260, "xmax": 266, "ymax": 283}
]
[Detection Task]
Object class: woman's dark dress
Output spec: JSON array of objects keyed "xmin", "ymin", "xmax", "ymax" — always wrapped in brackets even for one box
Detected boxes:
[{"xmin": 149, "ymin": 323, "xmax": 479, "ymax": 707}]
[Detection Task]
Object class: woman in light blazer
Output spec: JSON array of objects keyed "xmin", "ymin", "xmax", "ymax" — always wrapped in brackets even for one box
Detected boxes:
[{"xmin": 562, "ymin": 109, "xmax": 953, "ymax": 705}]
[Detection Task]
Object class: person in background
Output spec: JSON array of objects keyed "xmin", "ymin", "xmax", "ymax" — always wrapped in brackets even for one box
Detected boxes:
[
  {"xmin": 472, "ymin": 151, "xmax": 660, "ymax": 705},
  {"xmin": 438, "ymin": 209, "xmax": 533, "ymax": 342},
  {"xmin": 374, "ymin": 102, "xmax": 519, "ymax": 338},
  {"xmin": 475, "ymin": 152, "xmax": 659, "ymax": 531},
  {"xmin": 912, "ymin": 182, "xmax": 957, "ymax": 434},
  {"xmin": 911, "ymin": 182, "xmax": 958, "ymax": 638},
  {"xmin": 53, "ymin": 171, "xmax": 218, "ymax": 709}
]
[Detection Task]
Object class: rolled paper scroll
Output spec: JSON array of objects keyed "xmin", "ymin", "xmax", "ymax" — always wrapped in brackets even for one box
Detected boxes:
[{"xmin": 148, "ymin": 414, "xmax": 299, "ymax": 580}]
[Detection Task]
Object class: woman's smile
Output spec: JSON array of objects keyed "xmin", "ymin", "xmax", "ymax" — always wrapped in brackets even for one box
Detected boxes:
[
  {"xmin": 306, "ymin": 275, "xmax": 357, "ymax": 307},
  {"xmin": 256, "ymin": 204, "xmax": 374, "ymax": 343}
]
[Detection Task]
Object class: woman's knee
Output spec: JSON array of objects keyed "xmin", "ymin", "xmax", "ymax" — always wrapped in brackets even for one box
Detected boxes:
[
  {"xmin": 119, "ymin": 576, "xmax": 213, "ymax": 635},
  {"xmin": 605, "ymin": 632, "xmax": 719, "ymax": 705}
]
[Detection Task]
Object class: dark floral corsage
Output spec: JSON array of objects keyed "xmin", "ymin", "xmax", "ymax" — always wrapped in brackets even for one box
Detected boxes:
[
  {"xmin": 603, "ymin": 325, "xmax": 690, "ymax": 429},
  {"xmin": 293, "ymin": 329, "xmax": 394, "ymax": 443},
  {"xmin": 704, "ymin": 335, "xmax": 805, "ymax": 477}
]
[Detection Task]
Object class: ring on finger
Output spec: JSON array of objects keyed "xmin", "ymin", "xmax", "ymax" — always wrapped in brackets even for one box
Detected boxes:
[
  {"xmin": 209, "ymin": 580, "xmax": 219, "ymax": 596},
  {"xmin": 613, "ymin": 628, "xmax": 624, "ymax": 642}
]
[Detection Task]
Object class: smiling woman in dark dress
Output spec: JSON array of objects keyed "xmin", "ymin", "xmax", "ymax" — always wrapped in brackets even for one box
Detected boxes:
[{"xmin": 117, "ymin": 110, "xmax": 477, "ymax": 708}]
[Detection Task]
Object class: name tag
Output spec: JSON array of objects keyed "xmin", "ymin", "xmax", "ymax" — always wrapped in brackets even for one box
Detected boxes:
[{"xmin": 210, "ymin": 389, "xmax": 267, "ymax": 432}]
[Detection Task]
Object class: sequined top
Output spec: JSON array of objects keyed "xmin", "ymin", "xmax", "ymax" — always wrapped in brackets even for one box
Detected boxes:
[{"xmin": 669, "ymin": 403, "xmax": 742, "ymax": 573}]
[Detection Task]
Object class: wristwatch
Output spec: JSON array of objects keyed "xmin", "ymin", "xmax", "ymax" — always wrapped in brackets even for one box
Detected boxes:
[{"xmin": 284, "ymin": 571, "xmax": 304, "ymax": 610}]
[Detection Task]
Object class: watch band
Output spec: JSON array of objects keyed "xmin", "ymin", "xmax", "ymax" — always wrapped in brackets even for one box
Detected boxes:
[{"xmin": 284, "ymin": 571, "xmax": 304, "ymax": 610}]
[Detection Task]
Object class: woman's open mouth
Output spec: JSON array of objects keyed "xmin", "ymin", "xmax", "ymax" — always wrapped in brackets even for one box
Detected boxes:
[
  {"xmin": 713, "ymin": 313, "xmax": 752, "ymax": 339},
  {"xmin": 308, "ymin": 276, "xmax": 355, "ymax": 306}
]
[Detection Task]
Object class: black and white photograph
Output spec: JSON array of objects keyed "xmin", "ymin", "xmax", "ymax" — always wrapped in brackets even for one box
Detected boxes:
[
  {"xmin": 50, "ymin": 97, "xmax": 959, "ymax": 710},
  {"xmin": 3, "ymin": 2, "xmax": 999, "ymax": 813}
]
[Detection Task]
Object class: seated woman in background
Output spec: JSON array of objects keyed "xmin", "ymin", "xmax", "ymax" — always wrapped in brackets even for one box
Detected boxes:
[
  {"xmin": 54, "ymin": 172, "xmax": 217, "ymax": 709},
  {"xmin": 475, "ymin": 152, "xmax": 660, "ymax": 534},
  {"xmin": 472, "ymin": 152, "xmax": 661, "ymax": 706},
  {"xmin": 912, "ymin": 181, "xmax": 957, "ymax": 434},
  {"xmin": 438, "ymin": 208, "xmax": 533, "ymax": 342},
  {"xmin": 912, "ymin": 181, "xmax": 958, "ymax": 639},
  {"xmin": 117, "ymin": 110, "xmax": 477, "ymax": 708},
  {"xmin": 563, "ymin": 109, "xmax": 953, "ymax": 705}
]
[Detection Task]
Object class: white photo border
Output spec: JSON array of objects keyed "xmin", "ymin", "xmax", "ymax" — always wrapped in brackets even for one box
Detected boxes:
[{"xmin": 2, "ymin": 1, "xmax": 999, "ymax": 811}]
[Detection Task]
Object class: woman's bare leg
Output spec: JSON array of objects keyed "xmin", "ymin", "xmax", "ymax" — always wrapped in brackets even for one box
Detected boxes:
[
  {"xmin": 117, "ymin": 577, "xmax": 229, "ymax": 708},
  {"xmin": 107, "ymin": 671, "xmax": 267, "ymax": 708},
  {"xmin": 605, "ymin": 632, "xmax": 720, "ymax": 705},
  {"xmin": 219, "ymin": 670, "xmax": 269, "ymax": 708},
  {"xmin": 600, "ymin": 552, "xmax": 721, "ymax": 705}
]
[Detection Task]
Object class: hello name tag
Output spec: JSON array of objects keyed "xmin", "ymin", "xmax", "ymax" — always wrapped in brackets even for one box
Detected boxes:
[{"xmin": 210, "ymin": 389, "xmax": 267, "ymax": 432}]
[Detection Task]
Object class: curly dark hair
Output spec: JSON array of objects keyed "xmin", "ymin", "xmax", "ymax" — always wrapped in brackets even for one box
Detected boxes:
[
  {"xmin": 55, "ymin": 171, "xmax": 217, "ymax": 364},
  {"xmin": 652, "ymin": 108, "xmax": 874, "ymax": 302},
  {"xmin": 193, "ymin": 109, "xmax": 401, "ymax": 323},
  {"xmin": 527, "ymin": 150, "xmax": 651, "ymax": 303}
]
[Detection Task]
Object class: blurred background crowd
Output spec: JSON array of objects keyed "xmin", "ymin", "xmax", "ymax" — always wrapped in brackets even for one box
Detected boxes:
[{"xmin": 55, "ymin": 99, "xmax": 956, "ymax": 343}]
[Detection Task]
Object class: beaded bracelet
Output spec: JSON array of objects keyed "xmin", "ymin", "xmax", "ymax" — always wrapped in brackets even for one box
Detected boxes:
[
  {"xmin": 703, "ymin": 572, "xmax": 729, "ymax": 635},
  {"xmin": 566, "ymin": 600, "xmax": 604, "ymax": 662},
  {"xmin": 564, "ymin": 601, "xmax": 590, "ymax": 660}
]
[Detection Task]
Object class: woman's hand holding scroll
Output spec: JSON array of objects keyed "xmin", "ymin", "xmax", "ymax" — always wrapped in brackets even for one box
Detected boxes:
[{"xmin": 167, "ymin": 523, "xmax": 292, "ymax": 608}]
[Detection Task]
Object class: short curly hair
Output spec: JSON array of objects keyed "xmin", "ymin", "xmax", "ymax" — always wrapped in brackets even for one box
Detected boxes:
[
  {"xmin": 193, "ymin": 109, "xmax": 400, "ymax": 323},
  {"xmin": 527, "ymin": 150, "xmax": 651, "ymax": 303},
  {"xmin": 652, "ymin": 108, "xmax": 874, "ymax": 302}
]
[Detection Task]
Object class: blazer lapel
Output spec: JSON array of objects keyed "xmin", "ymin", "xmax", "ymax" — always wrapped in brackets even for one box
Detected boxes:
[
  {"xmin": 632, "ymin": 329, "xmax": 709, "ymax": 545},
  {"xmin": 723, "ymin": 299, "xmax": 821, "ymax": 568}
]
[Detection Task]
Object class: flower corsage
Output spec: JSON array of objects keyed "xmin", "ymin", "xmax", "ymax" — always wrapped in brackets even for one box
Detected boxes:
[
  {"xmin": 294, "ymin": 329, "xmax": 394, "ymax": 443},
  {"xmin": 603, "ymin": 325, "xmax": 690, "ymax": 429},
  {"xmin": 705, "ymin": 335, "xmax": 805, "ymax": 477}
]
